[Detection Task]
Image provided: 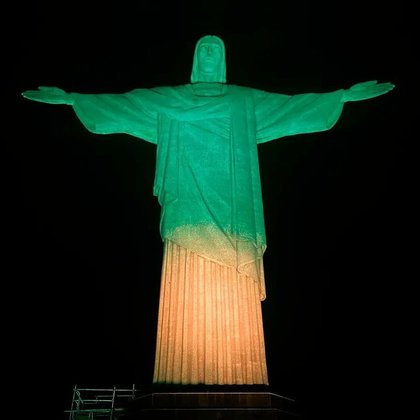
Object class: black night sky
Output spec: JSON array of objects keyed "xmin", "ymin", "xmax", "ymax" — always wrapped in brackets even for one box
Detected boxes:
[{"xmin": 4, "ymin": 1, "xmax": 413, "ymax": 419}]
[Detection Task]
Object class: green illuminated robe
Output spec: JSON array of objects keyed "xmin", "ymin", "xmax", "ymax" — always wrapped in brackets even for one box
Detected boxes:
[{"xmin": 71, "ymin": 83, "xmax": 345, "ymax": 384}]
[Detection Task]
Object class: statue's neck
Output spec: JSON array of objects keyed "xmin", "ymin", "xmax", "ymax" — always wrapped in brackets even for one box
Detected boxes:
[{"xmin": 191, "ymin": 82, "xmax": 227, "ymax": 97}]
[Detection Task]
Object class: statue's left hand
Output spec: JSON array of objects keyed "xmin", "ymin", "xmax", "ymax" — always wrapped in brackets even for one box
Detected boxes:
[
  {"xmin": 343, "ymin": 80, "xmax": 395, "ymax": 102},
  {"xmin": 21, "ymin": 86, "xmax": 74, "ymax": 105}
]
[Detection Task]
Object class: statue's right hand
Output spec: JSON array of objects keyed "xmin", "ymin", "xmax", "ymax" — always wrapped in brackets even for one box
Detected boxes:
[{"xmin": 21, "ymin": 86, "xmax": 74, "ymax": 105}]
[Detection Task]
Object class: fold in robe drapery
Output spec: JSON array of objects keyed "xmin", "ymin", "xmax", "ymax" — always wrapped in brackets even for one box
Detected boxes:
[
  {"xmin": 70, "ymin": 84, "xmax": 345, "ymax": 384},
  {"xmin": 153, "ymin": 240, "xmax": 268, "ymax": 385}
]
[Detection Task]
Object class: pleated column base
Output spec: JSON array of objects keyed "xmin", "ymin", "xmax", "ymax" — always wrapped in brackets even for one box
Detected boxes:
[{"xmin": 153, "ymin": 240, "xmax": 269, "ymax": 385}]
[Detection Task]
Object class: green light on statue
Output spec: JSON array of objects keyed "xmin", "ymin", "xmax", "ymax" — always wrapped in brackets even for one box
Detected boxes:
[{"xmin": 22, "ymin": 35, "xmax": 395, "ymax": 385}]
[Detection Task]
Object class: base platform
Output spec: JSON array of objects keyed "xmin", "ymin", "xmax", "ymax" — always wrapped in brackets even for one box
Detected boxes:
[{"xmin": 125, "ymin": 391, "xmax": 301, "ymax": 419}]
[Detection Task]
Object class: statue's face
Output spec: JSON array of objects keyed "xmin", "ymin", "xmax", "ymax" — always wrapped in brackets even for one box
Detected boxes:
[
  {"xmin": 197, "ymin": 41, "xmax": 223, "ymax": 75},
  {"xmin": 191, "ymin": 35, "xmax": 226, "ymax": 84}
]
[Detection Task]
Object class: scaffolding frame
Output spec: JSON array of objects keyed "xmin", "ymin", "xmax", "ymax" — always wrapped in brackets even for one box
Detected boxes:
[{"xmin": 65, "ymin": 385, "xmax": 140, "ymax": 420}]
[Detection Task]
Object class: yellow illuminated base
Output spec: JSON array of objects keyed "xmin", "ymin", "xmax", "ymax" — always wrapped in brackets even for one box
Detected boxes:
[{"xmin": 153, "ymin": 240, "xmax": 269, "ymax": 385}]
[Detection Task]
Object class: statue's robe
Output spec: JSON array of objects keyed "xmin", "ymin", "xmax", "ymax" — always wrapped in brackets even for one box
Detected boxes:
[{"xmin": 71, "ymin": 84, "xmax": 344, "ymax": 384}]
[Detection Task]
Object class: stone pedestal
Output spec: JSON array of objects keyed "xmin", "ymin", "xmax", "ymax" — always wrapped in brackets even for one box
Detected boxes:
[{"xmin": 125, "ymin": 391, "xmax": 301, "ymax": 419}]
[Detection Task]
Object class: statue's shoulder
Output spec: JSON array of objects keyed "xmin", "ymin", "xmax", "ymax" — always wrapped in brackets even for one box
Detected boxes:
[
  {"xmin": 126, "ymin": 86, "xmax": 187, "ymax": 106},
  {"xmin": 227, "ymin": 84, "xmax": 265, "ymax": 96},
  {"xmin": 150, "ymin": 84, "xmax": 192, "ymax": 98},
  {"xmin": 128, "ymin": 85, "xmax": 183, "ymax": 95}
]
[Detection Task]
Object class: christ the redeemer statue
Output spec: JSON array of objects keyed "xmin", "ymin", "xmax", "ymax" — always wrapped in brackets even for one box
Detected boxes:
[{"xmin": 22, "ymin": 35, "xmax": 394, "ymax": 385}]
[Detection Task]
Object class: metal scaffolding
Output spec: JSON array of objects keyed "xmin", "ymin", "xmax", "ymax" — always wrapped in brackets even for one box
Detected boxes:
[{"xmin": 65, "ymin": 385, "xmax": 140, "ymax": 420}]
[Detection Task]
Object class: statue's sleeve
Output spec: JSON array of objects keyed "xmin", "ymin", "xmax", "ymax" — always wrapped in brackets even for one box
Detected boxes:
[
  {"xmin": 254, "ymin": 89, "xmax": 345, "ymax": 144},
  {"xmin": 71, "ymin": 89, "xmax": 158, "ymax": 144}
]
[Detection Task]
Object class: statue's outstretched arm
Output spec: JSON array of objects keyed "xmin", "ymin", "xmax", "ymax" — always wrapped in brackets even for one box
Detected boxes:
[
  {"xmin": 22, "ymin": 85, "xmax": 158, "ymax": 143},
  {"xmin": 342, "ymin": 80, "xmax": 395, "ymax": 102},
  {"xmin": 21, "ymin": 86, "xmax": 74, "ymax": 105}
]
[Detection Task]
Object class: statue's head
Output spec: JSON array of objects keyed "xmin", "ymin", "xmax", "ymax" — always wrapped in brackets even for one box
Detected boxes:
[{"xmin": 191, "ymin": 35, "xmax": 226, "ymax": 84}]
